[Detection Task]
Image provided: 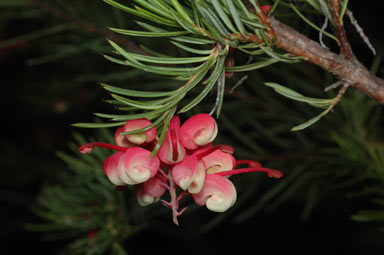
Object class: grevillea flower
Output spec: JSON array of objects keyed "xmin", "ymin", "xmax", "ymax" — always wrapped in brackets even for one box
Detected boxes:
[
  {"xmin": 143, "ymin": 172, "xmax": 167, "ymax": 198},
  {"xmin": 79, "ymin": 114, "xmax": 283, "ymax": 225},
  {"xmin": 172, "ymin": 155, "xmax": 206, "ymax": 193},
  {"xmin": 115, "ymin": 118, "xmax": 156, "ymax": 147},
  {"xmin": 198, "ymin": 148, "xmax": 236, "ymax": 174},
  {"xmin": 103, "ymin": 152, "xmax": 125, "ymax": 186},
  {"xmin": 136, "ymin": 184, "xmax": 159, "ymax": 206},
  {"xmin": 192, "ymin": 174, "xmax": 237, "ymax": 212},
  {"xmin": 158, "ymin": 116, "xmax": 186, "ymax": 165},
  {"xmin": 118, "ymin": 147, "xmax": 160, "ymax": 184},
  {"xmin": 179, "ymin": 113, "xmax": 218, "ymax": 150}
]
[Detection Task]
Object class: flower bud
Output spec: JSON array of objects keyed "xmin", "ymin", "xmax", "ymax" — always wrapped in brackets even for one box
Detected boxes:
[
  {"xmin": 118, "ymin": 147, "xmax": 160, "ymax": 184},
  {"xmin": 192, "ymin": 174, "xmax": 237, "ymax": 212},
  {"xmin": 179, "ymin": 113, "xmax": 218, "ymax": 150}
]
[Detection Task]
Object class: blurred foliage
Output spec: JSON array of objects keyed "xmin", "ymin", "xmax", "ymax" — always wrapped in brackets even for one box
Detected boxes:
[{"xmin": 1, "ymin": 0, "xmax": 384, "ymax": 254}]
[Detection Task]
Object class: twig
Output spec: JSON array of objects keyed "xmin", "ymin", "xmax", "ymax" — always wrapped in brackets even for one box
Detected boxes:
[
  {"xmin": 346, "ymin": 9, "xmax": 376, "ymax": 56},
  {"xmin": 324, "ymin": 81, "xmax": 343, "ymax": 92},
  {"xmin": 317, "ymin": 0, "xmax": 330, "ymax": 48},
  {"xmin": 268, "ymin": 17, "xmax": 384, "ymax": 104},
  {"xmin": 327, "ymin": 0, "xmax": 354, "ymax": 58}
]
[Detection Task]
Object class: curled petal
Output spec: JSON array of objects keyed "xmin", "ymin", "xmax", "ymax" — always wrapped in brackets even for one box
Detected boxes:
[
  {"xmin": 158, "ymin": 116, "xmax": 186, "ymax": 165},
  {"xmin": 118, "ymin": 147, "xmax": 160, "ymax": 184},
  {"xmin": 192, "ymin": 174, "xmax": 237, "ymax": 212},
  {"xmin": 179, "ymin": 113, "xmax": 218, "ymax": 150},
  {"xmin": 188, "ymin": 163, "xmax": 206, "ymax": 194},
  {"xmin": 172, "ymin": 155, "xmax": 206, "ymax": 193},
  {"xmin": 201, "ymin": 149, "xmax": 236, "ymax": 174},
  {"xmin": 136, "ymin": 184, "xmax": 159, "ymax": 206},
  {"xmin": 116, "ymin": 119, "xmax": 157, "ymax": 146},
  {"xmin": 115, "ymin": 126, "xmax": 134, "ymax": 147},
  {"xmin": 143, "ymin": 172, "xmax": 167, "ymax": 197},
  {"xmin": 103, "ymin": 152, "xmax": 125, "ymax": 186}
]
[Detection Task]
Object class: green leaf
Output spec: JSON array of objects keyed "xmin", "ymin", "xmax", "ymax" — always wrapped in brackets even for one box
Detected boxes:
[
  {"xmin": 109, "ymin": 27, "xmax": 189, "ymax": 37},
  {"xmin": 211, "ymin": 0, "xmax": 237, "ymax": 33},
  {"xmin": 265, "ymin": 82, "xmax": 335, "ymax": 109},
  {"xmin": 134, "ymin": 0, "xmax": 176, "ymax": 21},
  {"xmin": 103, "ymin": 0, "xmax": 178, "ymax": 27},
  {"xmin": 225, "ymin": 58, "xmax": 279, "ymax": 72},
  {"xmin": 170, "ymin": 0, "xmax": 195, "ymax": 25},
  {"xmin": 196, "ymin": 2, "xmax": 230, "ymax": 37},
  {"xmin": 225, "ymin": 0, "xmax": 247, "ymax": 36},
  {"xmin": 101, "ymin": 83, "xmax": 175, "ymax": 98},
  {"xmin": 171, "ymin": 41, "xmax": 213, "ymax": 55},
  {"xmin": 123, "ymin": 53, "xmax": 210, "ymax": 64},
  {"xmin": 290, "ymin": 3, "xmax": 339, "ymax": 43},
  {"xmin": 290, "ymin": 107, "xmax": 332, "ymax": 131},
  {"xmin": 179, "ymin": 54, "xmax": 226, "ymax": 113},
  {"xmin": 72, "ymin": 121, "xmax": 126, "ymax": 128},
  {"xmin": 110, "ymin": 94, "xmax": 166, "ymax": 110},
  {"xmin": 150, "ymin": 107, "xmax": 177, "ymax": 157}
]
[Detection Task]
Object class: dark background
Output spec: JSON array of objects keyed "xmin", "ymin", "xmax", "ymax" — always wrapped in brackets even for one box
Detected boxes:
[{"xmin": 1, "ymin": 1, "xmax": 384, "ymax": 254}]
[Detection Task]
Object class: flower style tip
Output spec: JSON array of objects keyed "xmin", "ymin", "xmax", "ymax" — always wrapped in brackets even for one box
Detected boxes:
[
  {"xmin": 118, "ymin": 147, "xmax": 160, "ymax": 184},
  {"xmin": 192, "ymin": 174, "xmax": 236, "ymax": 212},
  {"xmin": 179, "ymin": 113, "xmax": 218, "ymax": 150}
]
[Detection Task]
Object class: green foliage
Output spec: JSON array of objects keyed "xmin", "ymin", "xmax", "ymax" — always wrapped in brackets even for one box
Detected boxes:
[{"xmin": 27, "ymin": 132, "xmax": 142, "ymax": 255}]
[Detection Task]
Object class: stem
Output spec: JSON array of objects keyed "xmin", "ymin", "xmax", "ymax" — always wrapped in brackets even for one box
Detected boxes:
[
  {"xmin": 215, "ymin": 167, "xmax": 283, "ymax": 178},
  {"xmin": 79, "ymin": 142, "xmax": 128, "ymax": 154},
  {"xmin": 268, "ymin": 17, "xmax": 384, "ymax": 104}
]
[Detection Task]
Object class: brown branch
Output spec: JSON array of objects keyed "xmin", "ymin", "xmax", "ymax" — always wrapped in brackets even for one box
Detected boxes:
[{"xmin": 268, "ymin": 17, "xmax": 384, "ymax": 105}]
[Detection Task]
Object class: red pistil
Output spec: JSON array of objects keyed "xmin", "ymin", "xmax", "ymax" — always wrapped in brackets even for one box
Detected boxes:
[
  {"xmin": 236, "ymin": 160, "xmax": 262, "ymax": 168},
  {"xmin": 214, "ymin": 167, "xmax": 283, "ymax": 178},
  {"xmin": 170, "ymin": 129, "xmax": 179, "ymax": 162},
  {"xmin": 79, "ymin": 142, "xmax": 128, "ymax": 154}
]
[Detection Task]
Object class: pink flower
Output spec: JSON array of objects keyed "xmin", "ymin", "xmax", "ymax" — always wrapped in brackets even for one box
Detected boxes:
[
  {"xmin": 198, "ymin": 148, "xmax": 236, "ymax": 174},
  {"xmin": 118, "ymin": 147, "xmax": 160, "ymax": 184},
  {"xmin": 158, "ymin": 116, "xmax": 186, "ymax": 165},
  {"xmin": 79, "ymin": 113, "xmax": 283, "ymax": 225},
  {"xmin": 179, "ymin": 113, "xmax": 218, "ymax": 150},
  {"xmin": 103, "ymin": 152, "xmax": 125, "ymax": 186},
  {"xmin": 115, "ymin": 118, "xmax": 156, "ymax": 147},
  {"xmin": 143, "ymin": 172, "xmax": 167, "ymax": 198},
  {"xmin": 192, "ymin": 174, "xmax": 237, "ymax": 212},
  {"xmin": 172, "ymin": 155, "xmax": 206, "ymax": 193},
  {"xmin": 136, "ymin": 184, "xmax": 159, "ymax": 206}
]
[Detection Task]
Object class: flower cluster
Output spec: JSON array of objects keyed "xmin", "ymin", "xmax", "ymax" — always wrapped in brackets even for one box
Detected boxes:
[{"xmin": 79, "ymin": 114, "xmax": 282, "ymax": 225}]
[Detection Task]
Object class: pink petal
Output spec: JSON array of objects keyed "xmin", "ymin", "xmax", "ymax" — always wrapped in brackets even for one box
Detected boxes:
[
  {"xmin": 179, "ymin": 113, "xmax": 218, "ymax": 150},
  {"xmin": 187, "ymin": 161, "xmax": 206, "ymax": 194},
  {"xmin": 158, "ymin": 116, "xmax": 186, "ymax": 165},
  {"xmin": 114, "ymin": 126, "xmax": 134, "ymax": 147},
  {"xmin": 116, "ymin": 119, "xmax": 157, "ymax": 146},
  {"xmin": 136, "ymin": 184, "xmax": 158, "ymax": 206},
  {"xmin": 192, "ymin": 174, "xmax": 237, "ymax": 212},
  {"xmin": 118, "ymin": 147, "xmax": 160, "ymax": 184},
  {"xmin": 103, "ymin": 152, "xmax": 125, "ymax": 186},
  {"xmin": 143, "ymin": 172, "xmax": 167, "ymax": 197},
  {"xmin": 201, "ymin": 149, "xmax": 236, "ymax": 174},
  {"xmin": 172, "ymin": 155, "xmax": 205, "ymax": 192}
]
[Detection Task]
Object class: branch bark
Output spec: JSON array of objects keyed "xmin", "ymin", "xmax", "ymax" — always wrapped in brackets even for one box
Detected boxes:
[{"xmin": 268, "ymin": 17, "xmax": 384, "ymax": 104}]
